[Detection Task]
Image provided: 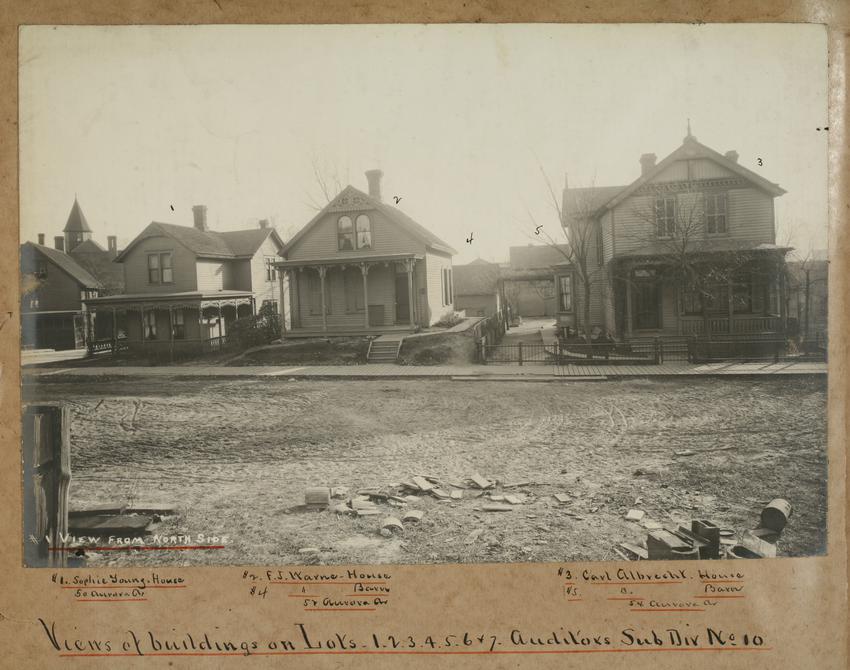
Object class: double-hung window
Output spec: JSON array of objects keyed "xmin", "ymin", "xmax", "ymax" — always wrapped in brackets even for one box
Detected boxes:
[
  {"xmin": 265, "ymin": 258, "xmax": 277, "ymax": 281},
  {"xmin": 655, "ymin": 195, "xmax": 676, "ymax": 238},
  {"xmin": 559, "ymin": 274, "xmax": 573, "ymax": 312},
  {"xmin": 147, "ymin": 252, "xmax": 173, "ymax": 284},
  {"xmin": 705, "ymin": 192, "xmax": 728, "ymax": 234}
]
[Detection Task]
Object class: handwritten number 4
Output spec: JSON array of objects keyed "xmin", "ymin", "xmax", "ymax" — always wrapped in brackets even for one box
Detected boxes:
[{"xmin": 466, "ymin": 233, "xmax": 474, "ymax": 244}]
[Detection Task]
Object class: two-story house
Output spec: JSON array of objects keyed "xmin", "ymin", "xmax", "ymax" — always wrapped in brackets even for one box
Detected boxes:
[
  {"xmin": 277, "ymin": 170, "xmax": 457, "ymax": 336},
  {"xmin": 84, "ymin": 206, "xmax": 284, "ymax": 353},
  {"xmin": 20, "ymin": 239, "xmax": 102, "ymax": 350},
  {"xmin": 555, "ymin": 131, "xmax": 789, "ymax": 341}
]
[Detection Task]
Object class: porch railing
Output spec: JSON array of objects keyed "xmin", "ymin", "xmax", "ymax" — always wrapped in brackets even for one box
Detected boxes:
[{"xmin": 680, "ymin": 315, "xmax": 781, "ymax": 336}]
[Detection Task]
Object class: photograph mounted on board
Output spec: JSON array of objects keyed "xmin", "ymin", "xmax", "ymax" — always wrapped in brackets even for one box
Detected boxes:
[{"xmin": 19, "ymin": 23, "xmax": 828, "ymax": 568}]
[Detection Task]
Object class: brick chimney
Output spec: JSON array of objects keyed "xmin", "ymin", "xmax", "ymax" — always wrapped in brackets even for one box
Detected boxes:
[
  {"xmin": 639, "ymin": 153, "xmax": 657, "ymax": 176},
  {"xmin": 365, "ymin": 169, "xmax": 383, "ymax": 201},
  {"xmin": 108, "ymin": 236, "xmax": 118, "ymax": 253},
  {"xmin": 192, "ymin": 205, "xmax": 208, "ymax": 232},
  {"xmin": 258, "ymin": 219, "xmax": 269, "ymax": 229},
  {"xmin": 37, "ymin": 233, "xmax": 45, "ymax": 246},
  {"xmin": 54, "ymin": 236, "xmax": 65, "ymax": 252},
  {"xmin": 724, "ymin": 150, "xmax": 739, "ymax": 163}
]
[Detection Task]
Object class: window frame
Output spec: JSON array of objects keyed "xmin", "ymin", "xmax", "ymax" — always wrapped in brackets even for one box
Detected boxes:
[
  {"xmin": 172, "ymin": 309, "xmax": 185, "ymax": 340},
  {"xmin": 264, "ymin": 257, "xmax": 277, "ymax": 282},
  {"xmin": 558, "ymin": 274, "xmax": 573, "ymax": 312},
  {"xmin": 704, "ymin": 191, "xmax": 728, "ymax": 235},
  {"xmin": 355, "ymin": 214, "xmax": 372, "ymax": 250},
  {"xmin": 337, "ymin": 216, "xmax": 355, "ymax": 251},
  {"xmin": 654, "ymin": 195, "xmax": 677, "ymax": 238},
  {"xmin": 144, "ymin": 310, "xmax": 158, "ymax": 340},
  {"xmin": 147, "ymin": 252, "xmax": 173, "ymax": 285}
]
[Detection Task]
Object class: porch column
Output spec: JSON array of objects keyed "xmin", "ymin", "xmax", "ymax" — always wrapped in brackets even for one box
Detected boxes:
[
  {"xmin": 111, "ymin": 307, "xmax": 117, "ymax": 350},
  {"xmin": 778, "ymin": 261, "xmax": 787, "ymax": 334},
  {"xmin": 198, "ymin": 306, "xmax": 204, "ymax": 342},
  {"xmin": 140, "ymin": 307, "xmax": 146, "ymax": 346},
  {"xmin": 317, "ymin": 266, "xmax": 328, "ymax": 332},
  {"xmin": 727, "ymin": 271, "xmax": 735, "ymax": 335},
  {"xmin": 168, "ymin": 307, "xmax": 175, "ymax": 342},
  {"xmin": 359, "ymin": 263, "xmax": 370, "ymax": 329},
  {"xmin": 406, "ymin": 259, "xmax": 416, "ymax": 326},
  {"xmin": 624, "ymin": 273, "xmax": 633, "ymax": 339},
  {"xmin": 278, "ymin": 269, "xmax": 287, "ymax": 339},
  {"xmin": 217, "ymin": 303, "xmax": 222, "ymax": 339}
]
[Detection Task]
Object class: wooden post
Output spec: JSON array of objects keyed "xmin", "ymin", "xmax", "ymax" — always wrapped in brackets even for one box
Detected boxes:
[
  {"xmin": 140, "ymin": 307, "xmax": 146, "ymax": 346},
  {"xmin": 318, "ymin": 266, "xmax": 328, "ymax": 332},
  {"xmin": 406, "ymin": 259, "xmax": 416, "ymax": 326},
  {"xmin": 360, "ymin": 263, "xmax": 370, "ymax": 329},
  {"xmin": 23, "ymin": 404, "xmax": 70, "ymax": 568},
  {"xmin": 168, "ymin": 306, "xmax": 175, "ymax": 362},
  {"xmin": 624, "ymin": 273, "xmax": 633, "ymax": 339},
  {"xmin": 198, "ymin": 305, "xmax": 204, "ymax": 346},
  {"xmin": 217, "ymin": 303, "xmax": 223, "ymax": 343},
  {"xmin": 111, "ymin": 307, "xmax": 117, "ymax": 354},
  {"xmin": 279, "ymin": 268, "xmax": 287, "ymax": 340},
  {"xmin": 518, "ymin": 341, "xmax": 523, "ymax": 366},
  {"xmin": 727, "ymin": 271, "xmax": 735, "ymax": 335},
  {"xmin": 778, "ymin": 261, "xmax": 787, "ymax": 335}
]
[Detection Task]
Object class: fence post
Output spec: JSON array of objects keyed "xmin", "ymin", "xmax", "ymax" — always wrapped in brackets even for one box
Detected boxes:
[
  {"xmin": 774, "ymin": 340, "xmax": 780, "ymax": 364},
  {"xmin": 23, "ymin": 404, "xmax": 70, "ymax": 568},
  {"xmin": 518, "ymin": 342, "xmax": 523, "ymax": 366},
  {"xmin": 480, "ymin": 336, "xmax": 487, "ymax": 365}
]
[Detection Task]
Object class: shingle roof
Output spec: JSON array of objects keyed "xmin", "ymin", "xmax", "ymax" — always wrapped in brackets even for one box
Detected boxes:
[
  {"xmin": 115, "ymin": 223, "xmax": 282, "ymax": 261},
  {"xmin": 282, "ymin": 185, "xmax": 458, "ymax": 257},
  {"xmin": 69, "ymin": 238, "xmax": 106, "ymax": 253},
  {"xmin": 509, "ymin": 244, "xmax": 571, "ymax": 269},
  {"xmin": 23, "ymin": 242, "xmax": 102, "ymax": 288},
  {"xmin": 63, "ymin": 198, "xmax": 92, "ymax": 233},
  {"xmin": 454, "ymin": 261, "xmax": 501, "ymax": 296}
]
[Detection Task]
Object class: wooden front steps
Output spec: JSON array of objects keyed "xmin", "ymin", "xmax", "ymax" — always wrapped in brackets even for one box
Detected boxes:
[{"xmin": 367, "ymin": 335, "xmax": 404, "ymax": 364}]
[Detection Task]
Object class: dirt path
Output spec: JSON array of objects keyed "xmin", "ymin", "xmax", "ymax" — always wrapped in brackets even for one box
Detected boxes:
[{"xmin": 24, "ymin": 377, "xmax": 827, "ymax": 567}]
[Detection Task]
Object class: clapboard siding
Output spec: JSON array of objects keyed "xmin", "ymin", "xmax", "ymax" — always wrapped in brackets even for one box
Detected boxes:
[
  {"xmin": 727, "ymin": 188, "xmax": 775, "ymax": 243},
  {"xmin": 196, "ymin": 260, "xmax": 226, "ymax": 292},
  {"xmin": 286, "ymin": 207, "xmax": 426, "ymax": 260},
  {"xmin": 424, "ymin": 251, "xmax": 453, "ymax": 325},
  {"xmin": 689, "ymin": 158, "xmax": 736, "ymax": 180},
  {"xmin": 122, "ymin": 235, "xmax": 197, "ymax": 294},
  {"xmin": 250, "ymin": 236, "xmax": 281, "ymax": 309},
  {"xmin": 611, "ymin": 193, "xmax": 656, "ymax": 255}
]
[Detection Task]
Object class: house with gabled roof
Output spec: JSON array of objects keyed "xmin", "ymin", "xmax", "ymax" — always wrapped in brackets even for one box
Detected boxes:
[
  {"xmin": 453, "ymin": 259, "xmax": 503, "ymax": 318},
  {"xmin": 555, "ymin": 130, "xmax": 791, "ymax": 341},
  {"xmin": 277, "ymin": 170, "xmax": 458, "ymax": 336},
  {"xmin": 84, "ymin": 206, "xmax": 285, "ymax": 352},
  {"xmin": 20, "ymin": 241, "xmax": 102, "ymax": 350}
]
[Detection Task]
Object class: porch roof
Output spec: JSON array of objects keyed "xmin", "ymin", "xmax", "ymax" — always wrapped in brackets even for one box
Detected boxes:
[
  {"xmin": 276, "ymin": 252, "xmax": 423, "ymax": 268},
  {"xmin": 615, "ymin": 240, "xmax": 792, "ymax": 262},
  {"xmin": 84, "ymin": 290, "xmax": 254, "ymax": 310}
]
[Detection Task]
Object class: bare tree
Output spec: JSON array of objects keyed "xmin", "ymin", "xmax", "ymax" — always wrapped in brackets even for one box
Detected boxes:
[
  {"xmin": 520, "ymin": 167, "xmax": 607, "ymax": 344},
  {"xmin": 303, "ymin": 154, "xmax": 350, "ymax": 211}
]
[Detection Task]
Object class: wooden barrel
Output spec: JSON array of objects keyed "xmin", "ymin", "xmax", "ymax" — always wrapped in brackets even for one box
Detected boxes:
[{"xmin": 760, "ymin": 499, "xmax": 792, "ymax": 532}]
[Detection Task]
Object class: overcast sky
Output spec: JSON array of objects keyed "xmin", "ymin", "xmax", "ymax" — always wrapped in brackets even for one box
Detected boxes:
[{"xmin": 20, "ymin": 24, "xmax": 828, "ymax": 263}]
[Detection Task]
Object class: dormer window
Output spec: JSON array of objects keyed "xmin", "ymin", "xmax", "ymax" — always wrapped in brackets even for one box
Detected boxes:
[
  {"xmin": 338, "ymin": 216, "xmax": 354, "ymax": 250},
  {"xmin": 356, "ymin": 215, "xmax": 372, "ymax": 249},
  {"xmin": 705, "ymin": 192, "xmax": 728, "ymax": 234}
]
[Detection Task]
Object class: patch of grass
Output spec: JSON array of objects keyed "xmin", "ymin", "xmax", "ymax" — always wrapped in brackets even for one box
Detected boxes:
[
  {"xmin": 232, "ymin": 338, "xmax": 370, "ymax": 366},
  {"xmin": 398, "ymin": 333, "xmax": 476, "ymax": 365}
]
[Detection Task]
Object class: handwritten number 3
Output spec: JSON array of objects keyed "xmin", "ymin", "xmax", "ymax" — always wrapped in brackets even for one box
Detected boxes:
[{"xmin": 757, "ymin": 158, "xmax": 763, "ymax": 166}]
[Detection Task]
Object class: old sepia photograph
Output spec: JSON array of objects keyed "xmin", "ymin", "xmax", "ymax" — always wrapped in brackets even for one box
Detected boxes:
[{"xmin": 19, "ymin": 23, "xmax": 828, "ymax": 568}]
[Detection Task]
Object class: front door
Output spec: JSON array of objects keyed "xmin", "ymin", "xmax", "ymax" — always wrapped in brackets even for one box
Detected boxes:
[
  {"xmin": 395, "ymin": 274, "xmax": 410, "ymax": 324},
  {"xmin": 632, "ymin": 270, "xmax": 661, "ymax": 330}
]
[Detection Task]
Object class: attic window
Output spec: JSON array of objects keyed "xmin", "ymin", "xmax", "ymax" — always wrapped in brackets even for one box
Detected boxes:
[
  {"xmin": 355, "ymin": 215, "xmax": 372, "ymax": 249},
  {"xmin": 338, "ymin": 216, "xmax": 354, "ymax": 250}
]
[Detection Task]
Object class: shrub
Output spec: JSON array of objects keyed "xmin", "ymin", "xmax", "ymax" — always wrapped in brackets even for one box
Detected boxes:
[
  {"xmin": 434, "ymin": 312, "xmax": 465, "ymax": 328},
  {"xmin": 229, "ymin": 303, "xmax": 282, "ymax": 349}
]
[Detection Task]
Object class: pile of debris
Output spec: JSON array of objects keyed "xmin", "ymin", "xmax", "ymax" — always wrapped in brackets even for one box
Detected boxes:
[{"xmin": 615, "ymin": 498, "xmax": 792, "ymax": 560}]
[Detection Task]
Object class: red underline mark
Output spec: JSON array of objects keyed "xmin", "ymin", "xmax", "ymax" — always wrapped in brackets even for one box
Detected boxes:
[
  {"xmin": 692, "ymin": 595, "xmax": 745, "ymax": 599},
  {"xmin": 270, "ymin": 581, "xmax": 386, "ymax": 585},
  {"xmin": 607, "ymin": 597, "xmax": 645, "ymax": 601},
  {"xmin": 58, "ymin": 647, "xmax": 773, "ymax": 657},
  {"xmin": 50, "ymin": 546, "xmax": 224, "ymax": 552},
  {"xmin": 631, "ymin": 608, "xmax": 705, "ymax": 612},
  {"xmin": 567, "ymin": 598, "xmax": 583, "ymax": 602},
  {"xmin": 592, "ymin": 581, "xmax": 683, "ymax": 585},
  {"xmin": 62, "ymin": 585, "xmax": 186, "ymax": 589},
  {"xmin": 700, "ymin": 579, "xmax": 745, "ymax": 583},
  {"xmin": 303, "ymin": 608, "xmax": 377, "ymax": 611},
  {"xmin": 288, "ymin": 595, "xmax": 320, "ymax": 598},
  {"xmin": 564, "ymin": 582, "xmax": 575, "ymax": 585},
  {"xmin": 76, "ymin": 599, "xmax": 148, "ymax": 602}
]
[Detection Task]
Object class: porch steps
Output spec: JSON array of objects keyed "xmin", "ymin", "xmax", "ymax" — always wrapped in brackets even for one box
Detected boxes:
[{"xmin": 367, "ymin": 335, "xmax": 404, "ymax": 364}]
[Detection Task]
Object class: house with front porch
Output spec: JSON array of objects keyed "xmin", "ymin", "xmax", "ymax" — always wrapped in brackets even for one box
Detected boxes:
[
  {"xmin": 277, "ymin": 170, "xmax": 457, "ymax": 336},
  {"xmin": 84, "ymin": 206, "xmax": 284, "ymax": 353},
  {"xmin": 555, "ymin": 130, "xmax": 789, "ymax": 342}
]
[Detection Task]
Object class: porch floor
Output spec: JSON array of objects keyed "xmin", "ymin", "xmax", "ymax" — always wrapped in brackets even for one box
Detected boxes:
[{"xmin": 285, "ymin": 325, "xmax": 415, "ymax": 338}]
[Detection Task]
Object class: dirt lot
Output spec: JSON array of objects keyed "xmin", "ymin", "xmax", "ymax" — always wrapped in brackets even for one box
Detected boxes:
[{"xmin": 23, "ymin": 376, "xmax": 827, "ymax": 567}]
